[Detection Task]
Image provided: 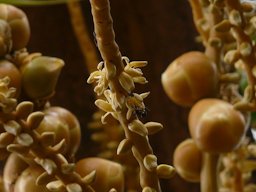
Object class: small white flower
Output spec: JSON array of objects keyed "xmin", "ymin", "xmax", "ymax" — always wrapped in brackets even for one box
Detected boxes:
[{"xmin": 87, "ymin": 62, "xmax": 108, "ymax": 96}]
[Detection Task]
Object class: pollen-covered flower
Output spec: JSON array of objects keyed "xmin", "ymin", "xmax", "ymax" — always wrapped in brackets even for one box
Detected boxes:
[
  {"xmin": 87, "ymin": 61, "xmax": 108, "ymax": 96},
  {"xmin": 125, "ymin": 92, "xmax": 150, "ymax": 120},
  {"xmin": 122, "ymin": 57, "xmax": 148, "ymax": 86}
]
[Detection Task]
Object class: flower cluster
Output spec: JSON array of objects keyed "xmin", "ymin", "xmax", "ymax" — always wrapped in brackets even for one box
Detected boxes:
[{"xmin": 88, "ymin": 57, "xmax": 149, "ymax": 112}]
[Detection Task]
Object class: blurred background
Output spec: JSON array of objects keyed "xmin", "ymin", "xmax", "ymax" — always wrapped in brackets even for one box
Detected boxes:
[{"xmin": 18, "ymin": 0, "xmax": 202, "ymax": 191}]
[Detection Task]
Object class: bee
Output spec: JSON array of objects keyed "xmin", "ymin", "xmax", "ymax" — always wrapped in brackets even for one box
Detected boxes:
[
  {"xmin": 127, "ymin": 93, "xmax": 149, "ymax": 119},
  {"xmin": 134, "ymin": 106, "xmax": 149, "ymax": 119}
]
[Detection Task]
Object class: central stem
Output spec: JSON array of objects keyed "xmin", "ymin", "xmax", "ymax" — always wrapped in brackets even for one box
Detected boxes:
[
  {"xmin": 200, "ymin": 153, "xmax": 219, "ymax": 192},
  {"xmin": 89, "ymin": 0, "xmax": 161, "ymax": 191}
]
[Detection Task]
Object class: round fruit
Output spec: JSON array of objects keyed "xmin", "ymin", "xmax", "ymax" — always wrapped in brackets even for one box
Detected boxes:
[
  {"xmin": 173, "ymin": 139, "xmax": 202, "ymax": 182},
  {"xmin": 36, "ymin": 110, "xmax": 70, "ymax": 155},
  {"xmin": 0, "ymin": 4, "xmax": 30, "ymax": 51},
  {"xmin": 0, "ymin": 20, "xmax": 11, "ymax": 56},
  {"xmin": 14, "ymin": 166, "xmax": 53, "ymax": 192},
  {"xmin": 161, "ymin": 51, "xmax": 218, "ymax": 107},
  {"xmin": 189, "ymin": 99, "xmax": 246, "ymax": 153},
  {"xmin": 76, "ymin": 157, "xmax": 124, "ymax": 192},
  {"xmin": 3, "ymin": 153, "xmax": 28, "ymax": 192},
  {"xmin": 0, "ymin": 60, "xmax": 21, "ymax": 97},
  {"xmin": 21, "ymin": 56, "xmax": 64, "ymax": 100},
  {"xmin": 42, "ymin": 106, "xmax": 81, "ymax": 159}
]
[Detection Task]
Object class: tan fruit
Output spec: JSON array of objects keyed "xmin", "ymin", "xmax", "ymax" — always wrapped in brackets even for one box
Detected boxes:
[
  {"xmin": 0, "ymin": 20, "xmax": 11, "ymax": 56},
  {"xmin": 0, "ymin": 60, "xmax": 21, "ymax": 97},
  {"xmin": 42, "ymin": 107, "xmax": 81, "ymax": 159},
  {"xmin": 21, "ymin": 56, "xmax": 64, "ymax": 100},
  {"xmin": 173, "ymin": 139, "xmax": 202, "ymax": 182},
  {"xmin": 0, "ymin": 4, "xmax": 30, "ymax": 51},
  {"xmin": 14, "ymin": 166, "xmax": 51, "ymax": 192},
  {"xmin": 36, "ymin": 111, "xmax": 70, "ymax": 155},
  {"xmin": 161, "ymin": 51, "xmax": 218, "ymax": 107},
  {"xmin": 3, "ymin": 153, "xmax": 28, "ymax": 192},
  {"xmin": 189, "ymin": 99, "xmax": 246, "ymax": 153},
  {"xmin": 76, "ymin": 157, "xmax": 124, "ymax": 192}
]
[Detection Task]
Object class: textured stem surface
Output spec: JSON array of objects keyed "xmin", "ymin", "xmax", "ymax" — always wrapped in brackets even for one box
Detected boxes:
[
  {"xmin": 90, "ymin": 0, "xmax": 123, "ymax": 71},
  {"xmin": 188, "ymin": 0, "xmax": 209, "ymax": 45}
]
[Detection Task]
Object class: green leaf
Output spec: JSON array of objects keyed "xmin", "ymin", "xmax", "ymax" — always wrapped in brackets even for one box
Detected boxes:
[{"xmin": 0, "ymin": 0, "xmax": 82, "ymax": 6}]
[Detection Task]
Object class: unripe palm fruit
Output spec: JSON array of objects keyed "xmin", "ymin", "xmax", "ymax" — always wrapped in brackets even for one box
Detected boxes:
[
  {"xmin": 0, "ymin": 4, "xmax": 30, "ymax": 51},
  {"xmin": 161, "ymin": 51, "xmax": 218, "ymax": 107},
  {"xmin": 41, "ymin": 106, "xmax": 81, "ymax": 159},
  {"xmin": 173, "ymin": 139, "xmax": 202, "ymax": 182},
  {"xmin": 14, "ymin": 166, "xmax": 54, "ymax": 192},
  {"xmin": 0, "ymin": 20, "xmax": 11, "ymax": 56},
  {"xmin": 21, "ymin": 56, "xmax": 64, "ymax": 100},
  {"xmin": 3, "ymin": 153, "xmax": 28, "ymax": 192},
  {"xmin": 189, "ymin": 99, "xmax": 246, "ymax": 153},
  {"xmin": 36, "ymin": 110, "xmax": 71, "ymax": 155},
  {"xmin": 0, "ymin": 60, "xmax": 21, "ymax": 97},
  {"xmin": 76, "ymin": 158, "xmax": 124, "ymax": 192}
]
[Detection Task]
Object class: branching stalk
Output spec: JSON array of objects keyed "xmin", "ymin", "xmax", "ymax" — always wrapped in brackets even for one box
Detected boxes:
[{"xmin": 88, "ymin": 0, "xmax": 176, "ymax": 191}]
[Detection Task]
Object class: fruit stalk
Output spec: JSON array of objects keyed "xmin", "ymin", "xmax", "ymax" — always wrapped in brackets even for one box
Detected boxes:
[{"xmin": 200, "ymin": 153, "xmax": 218, "ymax": 192}]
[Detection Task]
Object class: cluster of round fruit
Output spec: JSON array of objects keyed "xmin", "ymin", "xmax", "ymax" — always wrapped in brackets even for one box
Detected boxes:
[
  {"xmin": 0, "ymin": 4, "xmax": 125, "ymax": 192},
  {"xmin": 161, "ymin": 51, "xmax": 247, "ymax": 183}
]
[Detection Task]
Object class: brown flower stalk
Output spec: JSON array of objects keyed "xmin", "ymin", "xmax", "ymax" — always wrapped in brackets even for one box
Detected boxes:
[
  {"xmin": 68, "ymin": 2, "xmax": 142, "ymax": 191},
  {"xmin": 67, "ymin": 0, "xmax": 99, "ymax": 73},
  {"xmin": 67, "ymin": 0, "xmax": 118, "ymax": 158},
  {"xmin": 188, "ymin": 0, "xmax": 210, "ymax": 46},
  {"xmin": 88, "ymin": 0, "xmax": 175, "ymax": 191},
  {"xmin": 67, "ymin": 2, "xmax": 141, "ymax": 190}
]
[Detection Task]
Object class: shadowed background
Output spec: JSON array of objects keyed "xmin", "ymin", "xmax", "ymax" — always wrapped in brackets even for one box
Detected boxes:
[{"xmin": 19, "ymin": 0, "xmax": 202, "ymax": 191}]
